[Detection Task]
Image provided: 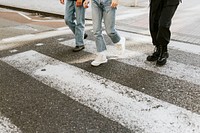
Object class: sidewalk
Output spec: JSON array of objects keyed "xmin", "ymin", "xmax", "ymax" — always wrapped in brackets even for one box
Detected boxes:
[
  {"xmin": 0, "ymin": 0, "xmax": 200, "ymax": 45},
  {"xmin": 116, "ymin": 0, "xmax": 200, "ymax": 45}
]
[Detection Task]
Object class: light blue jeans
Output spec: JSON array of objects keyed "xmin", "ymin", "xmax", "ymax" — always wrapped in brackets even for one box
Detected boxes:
[
  {"xmin": 92, "ymin": 0, "xmax": 121, "ymax": 52},
  {"xmin": 65, "ymin": 0, "xmax": 85, "ymax": 46}
]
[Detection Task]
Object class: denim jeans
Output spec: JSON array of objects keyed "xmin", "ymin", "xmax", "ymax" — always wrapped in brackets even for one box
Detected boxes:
[
  {"xmin": 65, "ymin": 0, "xmax": 85, "ymax": 46},
  {"xmin": 91, "ymin": 0, "xmax": 121, "ymax": 52}
]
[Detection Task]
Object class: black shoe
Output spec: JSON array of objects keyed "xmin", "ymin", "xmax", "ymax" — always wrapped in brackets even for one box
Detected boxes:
[
  {"xmin": 73, "ymin": 45, "xmax": 85, "ymax": 52},
  {"xmin": 84, "ymin": 33, "xmax": 88, "ymax": 39},
  {"xmin": 146, "ymin": 46, "xmax": 160, "ymax": 61},
  {"xmin": 156, "ymin": 52, "xmax": 169, "ymax": 66}
]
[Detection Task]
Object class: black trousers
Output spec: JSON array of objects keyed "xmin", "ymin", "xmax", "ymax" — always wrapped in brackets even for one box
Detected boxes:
[{"xmin": 149, "ymin": 0, "xmax": 178, "ymax": 49}]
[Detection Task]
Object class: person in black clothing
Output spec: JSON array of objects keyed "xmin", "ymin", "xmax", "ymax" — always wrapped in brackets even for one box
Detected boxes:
[
  {"xmin": 147, "ymin": 0, "xmax": 181, "ymax": 66},
  {"xmin": 60, "ymin": 0, "xmax": 88, "ymax": 52}
]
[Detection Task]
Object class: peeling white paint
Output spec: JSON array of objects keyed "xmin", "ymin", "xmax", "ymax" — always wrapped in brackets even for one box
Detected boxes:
[
  {"xmin": 1, "ymin": 50, "xmax": 200, "ymax": 133},
  {"xmin": 61, "ymin": 39, "xmax": 141, "ymax": 59},
  {"xmin": 0, "ymin": 26, "xmax": 93, "ymax": 44},
  {"xmin": 35, "ymin": 43, "xmax": 44, "ymax": 46},
  {"xmin": 60, "ymin": 39, "xmax": 200, "ymax": 86},
  {"xmin": 0, "ymin": 114, "xmax": 22, "ymax": 133},
  {"xmin": 17, "ymin": 12, "xmax": 64, "ymax": 22},
  {"xmin": 57, "ymin": 38, "xmax": 65, "ymax": 41},
  {"xmin": 117, "ymin": 31, "xmax": 200, "ymax": 56},
  {"xmin": 9, "ymin": 49, "xmax": 18, "ymax": 53}
]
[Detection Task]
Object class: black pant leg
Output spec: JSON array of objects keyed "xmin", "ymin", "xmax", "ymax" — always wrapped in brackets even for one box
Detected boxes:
[
  {"xmin": 157, "ymin": 4, "xmax": 178, "ymax": 48},
  {"xmin": 149, "ymin": 0, "xmax": 162, "ymax": 46}
]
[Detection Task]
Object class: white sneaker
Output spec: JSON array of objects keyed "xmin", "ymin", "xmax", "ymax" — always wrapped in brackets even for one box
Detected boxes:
[
  {"xmin": 115, "ymin": 37, "xmax": 126, "ymax": 55},
  {"xmin": 91, "ymin": 52, "xmax": 108, "ymax": 66}
]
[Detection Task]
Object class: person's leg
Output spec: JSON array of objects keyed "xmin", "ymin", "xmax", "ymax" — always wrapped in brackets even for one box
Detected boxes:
[
  {"xmin": 147, "ymin": 0, "xmax": 163, "ymax": 61},
  {"xmin": 103, "ymin": 0, "xmax": 125, "ymax": 55},
  {"xmin": 64, "ymin": 1, "xmax": 86, "ymax": 52},
  {"xmin": 64, "ymin": 0, "xmax": 76, "ymax": 34},
  {"xmin": 92, "ymin": 0, "xmax": 107, "ymax": 53},
  {"xmin": 91, "ymin": 0, "xmax": 107, "ymax": 66},
  {"xmin": 156, "ymin": 4, "xmax": 178, "ymax": 66},
  {"xmin": 75, "ymin": 5, "xmax": 85, "ymax": 46},
  {"xmin": 103, "ymin": 0, "xmax": 120, "ymax": 43}
]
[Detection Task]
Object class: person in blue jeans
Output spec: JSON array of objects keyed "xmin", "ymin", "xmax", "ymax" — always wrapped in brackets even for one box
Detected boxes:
[
  {"xmin": 60, "ymin": 0, "xmax": 88, "ymax": 52},
  {"xmin": 83, "ymin": 0, "xmax": 126, "ymax": 66}
]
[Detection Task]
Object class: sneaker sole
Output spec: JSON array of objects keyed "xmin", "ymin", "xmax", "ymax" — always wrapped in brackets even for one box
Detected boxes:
[
  {"xmin": 72, "ymin": 47, "xmax": 85, "ymax": 52},
  {"xmin": 91, "ymin": 59, "xmax": 108, "ymax": 67}
]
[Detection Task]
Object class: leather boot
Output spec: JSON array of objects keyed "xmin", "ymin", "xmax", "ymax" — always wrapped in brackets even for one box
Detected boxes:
[
  {"xmin": 146, "ymin": 45, "xmax": 160, "ymax": 61},
  {"xmin": 156, "ymin": 45, "xmax": 169, "ymax": 66}
]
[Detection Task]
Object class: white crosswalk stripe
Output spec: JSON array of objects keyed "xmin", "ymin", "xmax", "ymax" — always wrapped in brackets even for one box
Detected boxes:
[
  {"xmin": 109, "ymin": 31, "xmax": 200, "ymax": 56},
  {"xmin": 1, "ymin": 29, "xmax": 200, "ymax": 132},
  {"xmin": 60, "ymin": 38, "xmax": 200, "ymax": 86},
  {"xmin": 0, "ymin": 114, "xmax": 22, "ymax": 133},
  {"xmin": 1, "ymin": 50, "xmax": 200, "ymax": 133}
]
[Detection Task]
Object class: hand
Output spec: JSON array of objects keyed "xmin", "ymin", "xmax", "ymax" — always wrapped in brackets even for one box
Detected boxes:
[
  {"xmin": 60, "ymin": 0, "xmax": 65, "ymax": 5},
  {"xmin": 83, "ymin": 0, "xmax": 90, "ymax": 8},
  {"xmin": 111, "ymin": 0, "xmax": 119, "ymax": 8}
]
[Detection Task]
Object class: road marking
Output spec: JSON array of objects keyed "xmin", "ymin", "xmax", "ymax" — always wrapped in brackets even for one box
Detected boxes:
[
  {"xmin": 9, "ymin": 49, "xmax": 18, "ymax": 53},
  {"xmin": 0, "ymin": 29, "xmax": 70, "ymax": 44},
  {"xmin": 0, "ymin": 26, "xmax": 93, "ymax": 45},
  {"xmin": 1, "ymin": 50, "xmax": 200, "ymax": 133},
  {"xmin": 61, "ymin": 39, "xmax": 141, "ymax": 58},
  {"xmin": 17, "ymin": 12, "xmax": 32, "ymax": 20},
  {"xmin": 57, "ymin": 38, "xmax": 65, "ymax": 41},
  {"xmin": 35, "ymin": 43, "xmax": 44, "ymax": 46},
  {"xmin": 116, "ymin": 31, "xmax": 200, "ymax": 56},
  {"xmin": 0, "ymin": 26, "xmax": 92, "ymax": 51},
  {"xmin": 0, "ymin": 114, "xmax": 22, "ymax": 133},
  {"xmin": 116, "ymin": 9, "xmax": 147, "ymax": 21},
  {"xmin": 17, "ymin": 12, "xmax": 64, "ymax": 22},
  {"xmin": 60, "ymin": 39, "xmax": 200, "ymax": 86}
]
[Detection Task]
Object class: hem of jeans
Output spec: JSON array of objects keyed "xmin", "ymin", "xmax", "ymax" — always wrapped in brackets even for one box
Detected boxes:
[
  {"xmin": 112, "ymin": 37, "xmax": 121, "ymax": 44},
  {"xmin": 76, "ymin": 44, "xmax": 84, "ymax": 46}
]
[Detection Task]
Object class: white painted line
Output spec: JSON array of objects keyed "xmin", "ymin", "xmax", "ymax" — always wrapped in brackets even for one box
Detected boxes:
[
  {"xmin": 9, "ymin": 49, "xmax": 18, "ymax": 53},
  {"xmin": 0, "ymin": 114, "xmax": 22, "ymax": 133},
  {"xmin": 1, "ymin": 50, "xmax": 200, "ymax": 133},
  {"xmin": 117, "ymin": 31, "xmax": 200, "ymax": 56},
  {"xmin": 35, "ymin": 43, "xmax": 44, "ymax": 46},
  {"xmin": 31, "ymin": 19, "xmax": 64, "ymax": 22},
  {"xmin": 0, "ymin": 28, "xmax": 71, "ymax": 51},
  {"xmin": 1, "ymin": 34, "xmax": 35, "ymax": 43},
  {"xmin": 56, "ymin": 27, "xmax": 70, "ymax": 31},
  {"xmin": 170, "ymin": 41, "xmax": 200, "ymax": 55},
  {"xmin": 17, "ymin": 12, "xmax": 64, "ymax": 22},
  {"xmin": 14, "ymin": 25, "xmax": 38, "ymax": 31},
  {"xmin": 119, "ymin": 54, "xmax": 200, "ymax": 86},
  {"xmin": 0, "ymin": 26, "xmax": 93, "ymax": 44},
  {"xmin": 60, "ymin": 39, "xmax": 200, "ymax": 86},
  {"xmin": 17, "ymin": 12, "xmax": 32, "ymax": 20},
  {"xmin": 57, "ymin": 38, "xmax": 65, "ymax": 41},
  {"xmin": 100, "ymin": 30, "xmax": 200, "ymax": 56},
  {"xmin": 61, "ymin": 39, "xmax": 140, "ymax": 58},
  {"xmin": 0, "ymin": 30, "xmax": 69, "ymax": 44},
  {"xmin": 116, "ymin": 10, "xmax": 147, "ymax": 21}
]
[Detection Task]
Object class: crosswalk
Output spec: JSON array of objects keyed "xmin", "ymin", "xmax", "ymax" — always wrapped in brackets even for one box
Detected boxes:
[
  {"xmin": 61, "ymin": 38, "xmax": 200, "ymax": 86},
  {"xmin": 0, "ymin": 30, "xmax": 200, "ymax": 133},
  {"xmin": 0, "ymin": 114, "xmax": 22, "ymax": 133}
]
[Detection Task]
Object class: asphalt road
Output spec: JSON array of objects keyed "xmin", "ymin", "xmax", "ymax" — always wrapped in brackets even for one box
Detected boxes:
[{"xmin": 0, "ymin": 7, "xmax": 200, "ymax": 133}]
